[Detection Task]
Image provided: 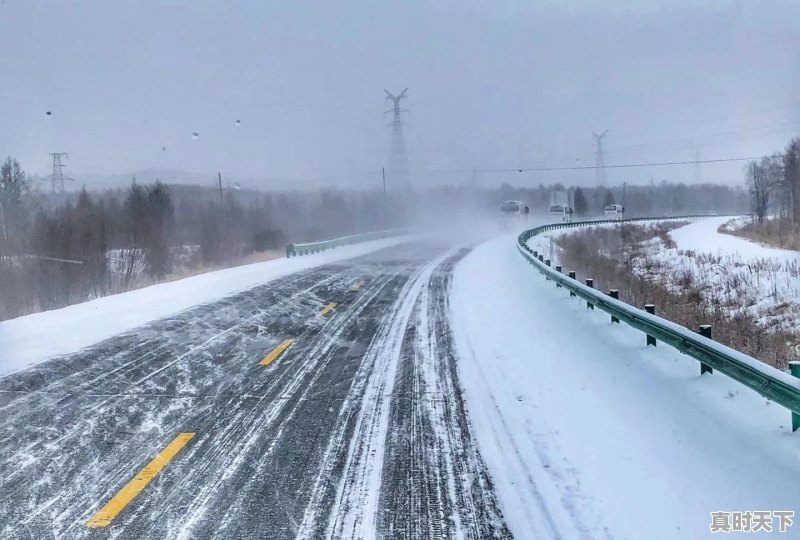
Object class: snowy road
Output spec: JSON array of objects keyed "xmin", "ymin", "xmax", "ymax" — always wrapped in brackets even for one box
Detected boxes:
[
  {"xmin": 0, "ymin": 240, "xmax": 509, "ymax": 539},
  {"xmin": 4, "ymin": 230, "xmax": 800, "ymax": 540}
]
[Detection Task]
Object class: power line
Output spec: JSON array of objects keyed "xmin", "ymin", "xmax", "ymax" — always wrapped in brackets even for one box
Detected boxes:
[
  {"xmin": 298, "ymin": 154, "xmax": 778, "ymax": 182},
  {"xmin": 414, "ymin": 155, "xmax": 776, "ymax": 174},
  {"xmin": 605, "ymin": 120, "xmax": 800, "ymax": 157}
]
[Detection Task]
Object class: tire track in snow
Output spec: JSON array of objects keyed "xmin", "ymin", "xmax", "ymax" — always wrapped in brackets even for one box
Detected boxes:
[
  {"xmin": 162, "ymin": 263, "xmax": 412, "ymax": 540},
  {"xmin": 318, "ymin": 250, "xmax": 453, "ymax": 538},
  {"xmin": 378, "ymin": 248, "xmax": 511, "ymax": 539}
]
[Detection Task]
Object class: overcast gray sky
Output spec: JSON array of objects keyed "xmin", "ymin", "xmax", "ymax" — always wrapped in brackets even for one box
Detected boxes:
[{"xmin": 1, "ymin": 0, "xmax": 799, "ymax": 188}]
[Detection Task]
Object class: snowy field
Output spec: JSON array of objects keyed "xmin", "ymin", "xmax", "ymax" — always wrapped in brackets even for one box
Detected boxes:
[
  {"xmin": 451, "ymin": 233, "xmax": 800, "ymax": 539},
  {"xmin": 667, "ymin": 217, "xmax": 800, "ymax": 330},
  {"xmin": 0, "ymin": 235, "xmax": 414, "ymax": 376}
]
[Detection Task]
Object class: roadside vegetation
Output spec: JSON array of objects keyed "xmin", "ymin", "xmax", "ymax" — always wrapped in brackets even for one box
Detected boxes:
[
  {"xmin": 551, "ymin": 222, "xmax": 799, "ymax": 368},
  {"xmin": 719, "ymin": 217, "xmax": 800, "ymax": 251}
]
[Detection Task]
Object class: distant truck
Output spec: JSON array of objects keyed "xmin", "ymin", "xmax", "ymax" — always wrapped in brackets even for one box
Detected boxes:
[{"xmin": 604, "ymin": 204, "xmax": 625, "ymax": 219}]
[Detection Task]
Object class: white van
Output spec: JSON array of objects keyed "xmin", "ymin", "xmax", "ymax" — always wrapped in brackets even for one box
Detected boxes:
[
  {"xmin": 604, "ymin": 204, "xmax": 625, "ymax": 219},
  {"xmin": 549, "ymin": 204, "xmax": 573, "ymax": 222}
]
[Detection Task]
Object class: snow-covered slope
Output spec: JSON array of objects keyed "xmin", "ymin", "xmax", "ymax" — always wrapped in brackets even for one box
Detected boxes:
[
  {"xmin": 450, "ymin": 234, "xmax": 800, "ymax": 539},
  {"xmin": 0, "ymin": 236, "xmax": 412, "ymax": 376}
]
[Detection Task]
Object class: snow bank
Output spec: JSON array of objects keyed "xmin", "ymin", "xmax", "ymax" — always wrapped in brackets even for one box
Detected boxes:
[
  {"xmin": 0, "ymin": 236, "xmax": 412, "ymax": 376},
  {"xmin": 451, "ymin": 234, "xmax": 800, "ymax": 539}
]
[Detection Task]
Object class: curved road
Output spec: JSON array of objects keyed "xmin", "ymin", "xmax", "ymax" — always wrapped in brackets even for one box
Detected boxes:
[{"xmin": 0, "ymin": 240, "xmax": 512, "ymax": 539}]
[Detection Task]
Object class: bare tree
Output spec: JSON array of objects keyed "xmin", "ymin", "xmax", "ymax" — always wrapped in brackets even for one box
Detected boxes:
[
  {"xmin": 783, "ymin": 138, "xmax": 800, "ymax": 223},
  {"xmin": 746, "ymin": 156, "xmax": 781, "ymax": 223}
]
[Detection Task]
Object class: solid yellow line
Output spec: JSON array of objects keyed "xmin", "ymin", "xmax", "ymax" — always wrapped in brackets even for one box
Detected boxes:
[
  {"xmin": 86, "ymin": 432, "xmax": 196, "ymax": 528},
  {"xmin": 350, "ymin": 280, "xmax": 365, "ymax": 291},
  {"xmin": 260, "ymin": 338, "xmax": 294, "ymax": 366},
  {"xmin": 319, "ymin": 302, "xmax": 337, "ymax": 316}
]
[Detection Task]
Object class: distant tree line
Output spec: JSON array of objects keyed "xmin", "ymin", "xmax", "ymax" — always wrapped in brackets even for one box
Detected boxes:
[
  {"xmin": 494, "ymin": 181, "xmax": 747, "ymax": 218},
  {"xmin": 0, "ymin": 161, "xmax": 404, "ymax": 319},
  {"xmin": 0, "ymin": 154, "xmax": 748, "ymax": 320}
]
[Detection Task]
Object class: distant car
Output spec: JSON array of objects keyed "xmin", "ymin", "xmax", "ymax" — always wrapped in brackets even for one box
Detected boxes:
[
  {"xmin": 604, "ymin": 204, "xmax": 625, "ymax": 218},
  {"xmin": 500, "ymin": 200, "xmax": 527, "ymax": 213},
  {"xmin": 549, "ymin": 204, "xmax": 573, "ymax": 222}
]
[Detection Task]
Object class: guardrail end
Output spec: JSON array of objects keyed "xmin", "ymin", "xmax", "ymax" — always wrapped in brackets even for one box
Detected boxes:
[
  {"xmin": 644, "ymin": 304, "xmax": 656, "ymax": 346},
  {"xmin": 608, "ymin": 290, "xmax": 620, "ymax": 323},
  {"xmin": 698, "ymin": 325, "xmax": 713, "ymax": 374},
  {"xmin": 789, "ymin": 361, "xmax": 800, "ymax": 432}
]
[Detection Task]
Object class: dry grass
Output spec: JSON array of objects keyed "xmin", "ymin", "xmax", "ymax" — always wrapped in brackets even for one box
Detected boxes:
[
  {"xmin": 555, "ymin": 222, "xmax": 798, "ymax": 368},
  {"xmin": 720, "ymin": 218, "xmax": 800, "ymax": 250},
  {"xmin": 123, "ymin": 250, "xmax": 284, "ymax": 289}
]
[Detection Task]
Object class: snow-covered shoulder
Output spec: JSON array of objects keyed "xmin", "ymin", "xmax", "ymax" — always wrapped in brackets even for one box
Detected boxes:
[
  {"xmin": 450, "ymin": 233, "xmax": 800, "ymax": 539},
  {"xmin": 0, "ymin": 236, "xmax": 412, "ymax": 377}
]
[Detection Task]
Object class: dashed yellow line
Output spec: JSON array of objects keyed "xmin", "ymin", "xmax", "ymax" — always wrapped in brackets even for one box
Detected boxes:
[
  {"xmin": 319, "ymin": 302, "xmax": 337, "ymax": 316},
  {"xmin": 260, "ymin": 338, "xmax": 294, "ymax": 366},
  {"xmin": 350, "ymin": 280, "xmax": 365, "ymax": 291},
  {"xmin": 85, "ymin": 432, "xmax": 196, "ymax": 528}
]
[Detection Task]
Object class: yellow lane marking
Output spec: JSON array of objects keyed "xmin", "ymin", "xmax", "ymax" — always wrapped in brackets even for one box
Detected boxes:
[
  {"xmin": 350, "ymin": 280, "xmax": 365, "ymax": 291},
  {"xmin": 319, "ymin": 302, "xmax": 337, "ymax": 316},
  {"xmin": 86, "ymin": 432, "xmax": 196, "ymax": 528},
  {"xmin": 260, "ymin": 338, "xmax": 294, "ymax": 366}
]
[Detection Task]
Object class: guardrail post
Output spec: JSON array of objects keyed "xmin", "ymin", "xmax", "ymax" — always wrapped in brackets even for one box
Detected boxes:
[
  {"xmin": 544, "ymin": 259, "xmax": 551, "ymax": 281},
  {"xmin": 568, "ymin": 271, "xmax": 576, "ymax": 297},
  {"xmin": 555, "ymin": 265, "xmax": 562, "ymax": 287},
  {"xmin": 790, "ymin": 362, "xmax": 800, "ymax": 432},
  {"xmin": 286, "ymin": 244, "xmax": 294, "ymax": 258},
  {"xmin": 644, "ymin": 304, "xmax": 656, "ymax": 346},
  {"xmin": 698, "ymin": 325, "xmax": 713, "ymax": 374},
  {"xmin": 608, "ymin": 290, "xmax": 619, "ymax": 323},
  {"xmin": 533, "ymin": 250, "xmax": 538, "ymax": 258},
  {"xmin": 585, "ymin": 279, "xmax": 594, "ymax": 309},
  {"xmin": 538, "ymin": 255, "xmax": 544, "ymax": 262}
]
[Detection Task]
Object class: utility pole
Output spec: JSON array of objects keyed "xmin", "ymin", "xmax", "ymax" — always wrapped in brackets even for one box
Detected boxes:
[
  {"xmin": 218, "ymin": 171, "xmax": 232, "ymax": 257},
  {"xmin": 381, "ymin": 167, "xmax": 387, "ymax": 205},
  {"xmin": 692, "ymin": 146, "xmax": 702, "ymax": 184},
  {"xmin": 592, "ymin": 130, "xmax": 608, "ymax": 185},
  {"xmin": 384, "ymin": 88, "xmax": 410, "ymax": 191},
  {"xmin": 622, "ymin": 181, "xmax": 627, "ymax": 218},
  {"xmin": 0, "ymin": 196, "xmax": 8, "ymax": 256}
]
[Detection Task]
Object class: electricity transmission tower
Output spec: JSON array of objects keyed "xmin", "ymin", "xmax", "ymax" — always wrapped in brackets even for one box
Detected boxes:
[
  {"xmin": 43, "ymin": 152, "xmax": 75, "ymax": 193},
  {"xmin": 384, "ymin": 88, "xmax": 410, "ymax": 190},
  {"xmin": 592, "ymin": 130, "xmax": 608, "ymax": 185}
]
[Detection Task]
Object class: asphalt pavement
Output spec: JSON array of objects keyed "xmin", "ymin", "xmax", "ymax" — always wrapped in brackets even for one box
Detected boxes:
[{"xmin": 0, "ymin": 240, "xmax": 512, "ymax": 539}]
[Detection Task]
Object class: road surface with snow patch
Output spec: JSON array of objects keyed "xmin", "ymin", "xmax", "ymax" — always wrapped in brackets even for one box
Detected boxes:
[{"xmin": 0, "ymin": 240, "xmax": 510, "ymax": 539}]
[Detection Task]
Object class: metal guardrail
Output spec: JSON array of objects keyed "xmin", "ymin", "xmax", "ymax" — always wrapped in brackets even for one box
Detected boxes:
[
  {"xmin": 285, "ymin": 228, "xmax": 405, "ymax": 257},
  {"xmin": 518, "ymin": 214, "xmax": 800, "ymax": 431}
]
